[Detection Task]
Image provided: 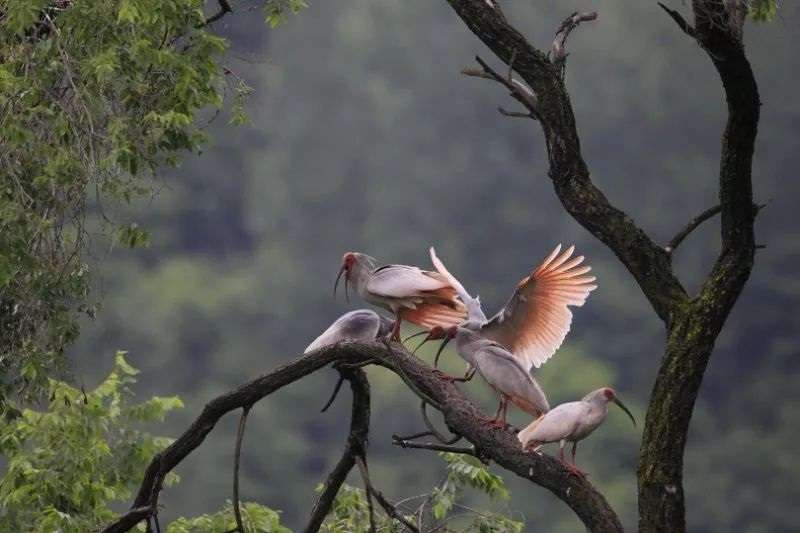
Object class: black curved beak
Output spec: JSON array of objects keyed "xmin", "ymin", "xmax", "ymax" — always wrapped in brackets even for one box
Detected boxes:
[
  {"xmin": 433, "ymin": 336, "xmax": 452, "ymax": 368},
  {"xmin": 333, "ymin": 265, "xmax": 349, "ymax": 303},
  {"xmin": 403, "ymin": 330, "xmax": 428, "ymax": 344},
  {"xmin": 613, "ymin": 397, "xmax": 637, "ymax": 428},
  {"xmin": 412, "ymin": 333, "xmax": 433, "ymax": 355}
]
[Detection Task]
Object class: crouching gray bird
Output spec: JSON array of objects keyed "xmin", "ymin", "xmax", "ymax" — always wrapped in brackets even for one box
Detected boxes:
[
  {"xmin": 417, "ymin": 325, "xmax": 550, "ymax": 429},
  {"xmin": 305, "ymin": 309, "xmax": 394, "ymax": 412},
  {"xmin": 304, "ymin": 309, "xmax": 394, "ymax": 354},
  {"xmin": 517, "ymin": 387, "xmax": 636, "ymax": 477},
  {"xmin": 334, "ymin": 252, "xmax": 467, "ymax": 341}
]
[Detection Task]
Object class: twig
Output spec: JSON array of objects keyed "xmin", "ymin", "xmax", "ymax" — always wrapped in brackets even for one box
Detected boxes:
[
  {"xmin": 355, "ymin": 454, "xmax": 420, "ymax": 533},
  {"xmin": 462, "ymin": 55, "xmax": 539, "ymax": 120},
  {"xmin": 392, "ymin": 437, "xmax": 483, "ymax": 461},
  {"xmin": 373, "ymin": 490, "xmax": 420, "ymax": 533},
  {"xmin": 320, "ymin": 374, "xmax": 345, "ymax": 412},
  {"xmin": 657, "ymin": 2, "xmax": 697, "ymax": 38},
  {"xmin": 665, "ymin": 205, "xmax": 721, "ymax": 254},
  {"xmin": 355, "ymin": 456, "xmax": 378, "ymax": 533},
  {"xmin": 303, "ymin": 368, "xmax": 371, "ymax": 533},
  {"xmin": 202, "ymin": 0, "xmax": 232, "ymax": 27},
  {"xmin": 420, "ymin": 401, "xmax": 461, "ymax": 444},
  {"xmin": 232, "ymin": 404, "xmax": 252, "ymax": 533},
  {"xmin": 550, "ymin": 11, "xmax": 598, "ymax": 65}
]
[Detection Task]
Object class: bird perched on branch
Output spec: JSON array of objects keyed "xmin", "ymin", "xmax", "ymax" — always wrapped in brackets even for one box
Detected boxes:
[
  {"xmin": 419, "ymin": 324, "xmax": 550, "ymax": 428},
  {"xmin": 334, "ymin": 252, "xmax": 467, "ymax": 340},
  {"xmin": 305, "ymin": 309, "xmax": 394, "ymax": 413},
  {"xmin": 422, "ymin": 244, "xmax": 597, "ymax": 371},
  {"xmin": 410, "ymin": 244, "xmax": 596, "ymax": 428},
  {"xmin": 517, "ymin": 387, "xmax": 636, "ymax": 477},
  {"xmin": 304, "ymin": 309, "xmax": 394, "ymax": 354}
]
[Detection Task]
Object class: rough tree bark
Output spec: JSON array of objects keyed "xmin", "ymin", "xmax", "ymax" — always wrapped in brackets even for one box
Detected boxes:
[
  {"xmin": 103, "ymin": 342, "xmax": 623, "ymax": 533},
  {"xmin": 102, "ymin": 2, "xmax": 760, "ymax": 532},
  {"xmin": 442, "ymin": 1, "xmax": 760, "ymax": 532}
]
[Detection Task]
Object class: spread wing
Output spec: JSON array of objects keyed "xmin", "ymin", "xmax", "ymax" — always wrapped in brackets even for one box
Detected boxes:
[
  {"xmin": 429, "ymin": 247, "xmax": 487, "ymax": 324},
  {"xmin": 481, "ymin": 244, "xmax": 597, "ymax": 370},
  {"xmin": 304, "ymin": 309, "xmax": 383, "ymax": 353}
]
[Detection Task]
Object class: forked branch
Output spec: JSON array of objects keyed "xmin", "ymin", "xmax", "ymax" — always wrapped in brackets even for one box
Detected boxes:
[
  {"xmin": 665, "ymin": 205, "xmax": 721, "ymax": 254},
  {"xmin": 304, "ymin": 368, "xmax": 371, "ymax": 533},
  {"xmin": 103, "ymin": 342, "xmax": 623, "ymax": 533}
]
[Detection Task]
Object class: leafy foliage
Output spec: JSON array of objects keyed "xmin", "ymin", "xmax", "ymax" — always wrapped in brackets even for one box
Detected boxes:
[
  {"xmin": 0, "ymin": 352, "xmax": 182, "ymax": 531},
  {"xmin": 264, "ymin": 0, "xmax": 308, "ymax": 28},
  {"xmin": 318, "ymin": 453, "xmax": 522, "ymax": 532},
  {"xmin": 748, "ymin": 0, "xmax": 778, "ymax": 21},
  {"xmin": 167, "ymin": 500, "xmax": 290, "ymax": 533},
  {"xmin": 0, "ymin": 0, "xmax": 247, "ymax": 400}
]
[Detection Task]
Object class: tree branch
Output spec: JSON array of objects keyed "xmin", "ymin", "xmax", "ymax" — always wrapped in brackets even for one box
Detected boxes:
[
  {"xmin": 657, "ymin": 2, "xmax": 696, "ymax": 38},
  {"xmin": 445, "ymin": 0, "xmax": 688, "ymax": 323},
  {"xmin": 304, "ymin": 368, "xmax": 371, "ymax": 533},
  {"xmin": 231, "ymin": 404, "xmax": 251, "ymax": 533},
  {"xmin": 392, "ymin": 436, "xmax": 484, "ymax": 462},
  {"xmin": 665, "ymin": 205, "xmax": 721, "ymax": 254},
  {"xmin": 638, "ymin": 2, "xmax": 760, "ymax": 531},
  {"xmin": 201, "ymin": 0, "xmax": 232, "ymax": 27},
  {"xmin": 551, "ymin": 11, "xmax": 598, "ymax": 66},
  {"xmin": 102, "ymin": 341, "xmax": 623, "ymax": 533}
]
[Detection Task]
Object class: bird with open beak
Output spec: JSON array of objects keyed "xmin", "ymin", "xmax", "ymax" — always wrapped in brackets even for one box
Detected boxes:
[
  {"xmin": 334, "ymin": 252, "xmax": 467, "ymax": 341},
  {"xmin": 417, "ymin": 324, "xmax": 550, "ymax": 428},
  {"xmin": 517, "ymin": 387, "xmax": 637, "ymax": 477}
]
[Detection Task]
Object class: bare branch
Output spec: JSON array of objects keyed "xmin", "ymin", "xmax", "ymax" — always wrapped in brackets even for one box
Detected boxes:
[
  {"xmin": 355, "ymin": 456, "xmax": 378, "ymax": 533},
  {"xmin": 665, "ymin": 205, "xmax": 721, "ymax": 254},
  {"xmin": 232, "ymin": 405, "xmax": 252, "ymax": 533},
  {"xmin": 497, "ymin": 107, "xmax": 535, "ymax": 119},
  {"xmin": 304, "ymin": 368, "xmax": 371, "ymax": 533},
  {"xmin": 462, "ymin": 56, "xmax": 540, "ymax": 118},
  {"xmin": 201, "ymin": 0, "xmax": 232, "ymax": 27},
  {"xmin": 551, "ymin": 11, "xmax": 598, "ymax": 64},
  {"xmin": 392, "ymin": 436, "xmax": 484, "ymax": 462},
  {"xmin": 657, "ymin": 2, "xmax": 697, "ymax": 38},
  {"xmin": 447, "ymin": 0, "xmax": 688, "ymax": 322},
  {"xmin": 102, "ymin": 341, "xmax": 623, "ymax": 533}
]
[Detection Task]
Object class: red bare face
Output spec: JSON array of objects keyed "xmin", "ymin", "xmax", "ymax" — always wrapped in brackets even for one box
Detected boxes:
[
  {"xmin": 341, "ymin": 252, "xmax": 357, "ymax": 271},
  {"xmin": 427, "ymin": 326, "xmax": 446, "ymax": 340},
  {"xmin": 603, "ymin": 388, "xmax": 616, "ymax": 400}
]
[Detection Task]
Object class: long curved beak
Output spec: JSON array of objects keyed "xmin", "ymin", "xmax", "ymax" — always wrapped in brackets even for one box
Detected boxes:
[
  {"xmin": 403, "ymin": 330, "xmax": 428, "ymax": 344},
  {"xmin": 613, "ymin": 397, "xmax": 637, "ymax": 428},
  {"xmin": 433, "ymin": 336, "xmax": 452, "ymax": 368},
  {"xmin": 412, "ymin": 333, "xmax": 433, "ymax": 355},
  {"xmin": 333, "ymin": 266, "xmax": 349, "ymax": 302}
]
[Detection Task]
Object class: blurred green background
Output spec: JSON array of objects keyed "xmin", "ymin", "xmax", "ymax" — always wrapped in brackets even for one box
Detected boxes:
[{"xmin": 69, "ymin": 1, "xmax": 799, "ymax": 531}]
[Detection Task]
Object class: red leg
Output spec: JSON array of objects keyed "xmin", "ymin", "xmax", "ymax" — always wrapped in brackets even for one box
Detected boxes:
[{"xmin": 560, "ymin": 441, "xmax": 586, "ymax": 478}]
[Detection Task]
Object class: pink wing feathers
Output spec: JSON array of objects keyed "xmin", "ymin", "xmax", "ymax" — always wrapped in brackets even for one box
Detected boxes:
[{"xmin": 481, "ymin": 244, "xmax": 597, "ymax": 370}]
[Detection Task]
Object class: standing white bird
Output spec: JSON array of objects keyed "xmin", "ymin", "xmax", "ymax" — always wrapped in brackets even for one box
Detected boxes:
[
  {"xmin": 517, "ymin": 387, "xmax": 636, "ymax": 476},
  {"xmin": 420, "ymin": 325, "xmax": 550, "ymax": 428},
  {"xmin": 427, "ymin": 244, "xmax": 598, "ymax": 372},
  {"xmin": 334, "ymin": 252, "xmax": 467, "ymax": 340},
  {"xmin": 304, "ymin": 309, "xmax": 394, "ymax": 354}
]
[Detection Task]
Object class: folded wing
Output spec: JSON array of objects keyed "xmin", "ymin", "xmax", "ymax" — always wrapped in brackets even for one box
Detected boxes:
[
  {"xmin": 305, "ymin": 309, "xmax": 385, "ymax": 353},
  {"xmin": 482, "ymin": 244, "xmax": 597, "ymax": 370},
  {"xmin": 367, "ymin": 264, "xmax": 467, "ymax": 329}
]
